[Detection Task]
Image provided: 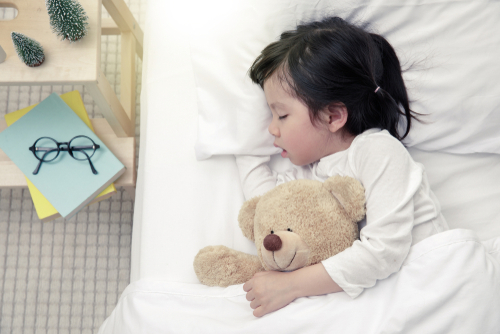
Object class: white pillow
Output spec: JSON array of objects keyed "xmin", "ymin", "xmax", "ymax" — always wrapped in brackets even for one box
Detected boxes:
[{"xmin": 190, "ymin": 0, "xmax": 500, "ymax": 160}]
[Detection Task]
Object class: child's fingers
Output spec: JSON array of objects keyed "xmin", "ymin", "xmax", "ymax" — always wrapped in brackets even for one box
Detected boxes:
[
  {"xmin": 250, "ymin": 298, "xmax": 261, "ymax": 310},
  {"xmin": 253, "ymin": 306, "xmax": 267, "ymax": 318},
  {"xmin": 243, "ymin": 280, "xmax": 253, "ymax": 292},
  {"xmin": 245, "ymin": 290, "xmax": 255, "ymax": 301}
]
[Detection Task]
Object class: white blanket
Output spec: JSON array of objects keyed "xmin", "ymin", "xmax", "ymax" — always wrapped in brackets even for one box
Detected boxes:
[{"xmin": 99, "ymin": 229, "xmax": 500, "ymax": 334}]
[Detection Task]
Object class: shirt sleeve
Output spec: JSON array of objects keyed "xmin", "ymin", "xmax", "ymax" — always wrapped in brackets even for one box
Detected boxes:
[
  {"xmin": 234, "ymin": 155, "xmax": 313, "ymax": 200},
  {"xmin": 321, "ymin": 133, "xmax": 424, "ymax": 298}
]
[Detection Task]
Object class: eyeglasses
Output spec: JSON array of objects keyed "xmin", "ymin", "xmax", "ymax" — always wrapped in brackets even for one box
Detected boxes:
[{"xmin": 29, "ymin": 135, "xmax": 100, "ymax": 175}]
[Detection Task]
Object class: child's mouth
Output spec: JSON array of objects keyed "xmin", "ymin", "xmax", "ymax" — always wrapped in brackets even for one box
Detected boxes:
[{"xmin": 274, "ymin": 143, "xmax": 288, "ymax": 158}]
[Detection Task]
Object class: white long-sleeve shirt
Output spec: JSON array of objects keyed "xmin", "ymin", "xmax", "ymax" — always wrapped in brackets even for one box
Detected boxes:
[{"xmin": 235, "ymin": 128, "xmax": 449, "ymax": 298}]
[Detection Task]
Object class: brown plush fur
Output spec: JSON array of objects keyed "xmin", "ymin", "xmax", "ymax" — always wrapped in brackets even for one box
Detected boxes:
[{"xmin": 193, "ymin": 175, "xmax": 366, "ymax": 287}]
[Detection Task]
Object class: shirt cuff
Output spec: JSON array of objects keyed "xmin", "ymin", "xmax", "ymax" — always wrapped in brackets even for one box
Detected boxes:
[{"xmin": 321, "ymin": 261, "xmax": 364, "ymax": 299}]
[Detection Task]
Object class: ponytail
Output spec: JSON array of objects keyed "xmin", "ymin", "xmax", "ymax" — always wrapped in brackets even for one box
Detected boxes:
[
  {"xmin": 249, "ymin": 16, "xmax": 423, "ymax": 141},
  {"xmin": 368, "ymin": 33, "xmax": 419, "ymax": 140}
]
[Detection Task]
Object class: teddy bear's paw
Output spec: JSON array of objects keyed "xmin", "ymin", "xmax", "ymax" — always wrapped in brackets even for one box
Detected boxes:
[
  {"xmin": 194, "ymin": 245, "xmax": 263, "ymax": 287},
  {"xmin": 324, "ymin": 175, "xmax": 366, "ymax": 222}
]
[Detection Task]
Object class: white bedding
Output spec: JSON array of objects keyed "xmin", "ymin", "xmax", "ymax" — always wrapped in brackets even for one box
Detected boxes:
[
  {"xmin": 190, "ymin": 0, "xmax": 500, "ymax": 159},
  {"xmin": 103, "ymin": 0, "xmax": 500, "ymax": 332},
  {"xmin": 130, "ymin": 0, "xmax": 500, "ymax": 284},
  {"xmin": 102, "ymin": 229, "xmax": 500, "ymax": 333}
]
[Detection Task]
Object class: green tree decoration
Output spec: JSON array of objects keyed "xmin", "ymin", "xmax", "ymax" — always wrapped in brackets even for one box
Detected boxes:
[
  {"xmin": 11, "ymin": 32, "xmax": 45, "ymax": 67},
  {"xmin": 46, "ymin": 0, "xmax": 89, "ymax": 42}
]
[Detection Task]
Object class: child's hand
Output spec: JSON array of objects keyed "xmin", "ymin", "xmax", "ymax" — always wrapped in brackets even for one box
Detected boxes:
[
  {"xmin": 243, "ymin": 263, "xmax": 343, "ymax": 318},
  {"xmin": 243, "ymin": 271, "xmax": 297, "ymax": 318}
]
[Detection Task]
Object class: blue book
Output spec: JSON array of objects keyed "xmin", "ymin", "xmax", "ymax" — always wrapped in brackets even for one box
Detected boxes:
[{"xmin": 0, "ymin": 93, "xmax": 126, "ymax": 219}]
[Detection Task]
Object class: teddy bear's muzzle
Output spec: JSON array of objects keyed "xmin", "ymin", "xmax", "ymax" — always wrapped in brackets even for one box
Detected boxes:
[{"xmin": 261, "ymin": 232, "xmax": 310, "ymax": 272}]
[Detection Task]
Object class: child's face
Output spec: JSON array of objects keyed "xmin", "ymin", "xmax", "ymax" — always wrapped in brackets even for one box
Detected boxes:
[{"xmin": 264, "ymin": 75, "xmax": 342, "ymax": 166}]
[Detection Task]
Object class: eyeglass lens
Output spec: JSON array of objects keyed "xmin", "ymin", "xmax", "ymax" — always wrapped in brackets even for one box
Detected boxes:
[
  {"xmin": 34, "ymin": 137, "xmax": 60, "ymax": 162},
  {"xmin": 69, "ymin": 136, "xmax": 97, "ymax": 160}
]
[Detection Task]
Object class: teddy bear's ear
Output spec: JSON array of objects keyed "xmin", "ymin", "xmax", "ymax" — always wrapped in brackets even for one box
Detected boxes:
[
  {"xmin": 238, "ymin": 196, "xmax": 261, "ymax": 242},
  {"xmin": 323, "ymin": 175, "xmax": 366, "ymax": 222}
]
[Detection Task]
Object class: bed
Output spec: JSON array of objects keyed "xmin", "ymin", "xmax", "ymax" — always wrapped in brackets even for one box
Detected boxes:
[{"xmin": 98, "ymin": 0, "xmax": 500, "ymax": 332}]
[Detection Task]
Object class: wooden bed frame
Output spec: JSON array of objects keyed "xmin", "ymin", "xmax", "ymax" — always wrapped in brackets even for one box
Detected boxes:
[{"xmin": 0, "ymin": 0, "xmax": 143, "ymax": 199}]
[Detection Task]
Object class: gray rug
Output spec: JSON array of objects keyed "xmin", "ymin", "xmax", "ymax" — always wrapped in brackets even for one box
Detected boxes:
[{"xmin": 0, "ymin": 1, "xmax": 146, "ymax": 333}]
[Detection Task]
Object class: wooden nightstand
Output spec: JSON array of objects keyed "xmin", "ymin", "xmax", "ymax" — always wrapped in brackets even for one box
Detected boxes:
[{"xmin": 0, "ymin": 0, "xmax": 143, "ymax": 199}]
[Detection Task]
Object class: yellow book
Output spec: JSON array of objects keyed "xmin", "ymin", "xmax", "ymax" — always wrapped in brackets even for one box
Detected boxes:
[{"xmin": 5, "ymin": 91, "xmax": 117, "ymax": 222}]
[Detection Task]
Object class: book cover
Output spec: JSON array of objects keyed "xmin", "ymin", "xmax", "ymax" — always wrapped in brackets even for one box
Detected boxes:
[
  {"xmin": 5, "ymin": 91, "xmax": 117, "ymax": 222},
  {"xmin": 0, "ymin": 93, "xmax": 125, "ymax": 219}
]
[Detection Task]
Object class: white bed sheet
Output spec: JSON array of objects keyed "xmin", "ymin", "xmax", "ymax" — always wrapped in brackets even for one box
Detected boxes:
[
  {"xmin": 106, "ymin": 2, "xmax": 500, "ymax": 332},
  {"xmin": 130, "ymin": 10, "xmax": 254, "ymax": 283},
  {"xmin": 103, "ymin": 229, "xmax": 500, "ymax": 334},
  {"xmin": 131, "ymin": 7, "xmax": 500, "ymax": 284}
]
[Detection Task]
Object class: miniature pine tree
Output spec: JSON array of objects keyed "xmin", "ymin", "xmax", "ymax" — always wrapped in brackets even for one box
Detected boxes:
[
  {"xmin": 46, "ymin": 0, "xmax": 89, "ymax": 42},
  {"xmin": 11, "ymin": 32, "xmax": 45, "ymax": 67}
]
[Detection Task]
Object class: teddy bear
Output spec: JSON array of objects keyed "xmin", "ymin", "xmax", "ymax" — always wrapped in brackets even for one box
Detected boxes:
[{"xmin": 193, "ymin": 175, "xmax": 366, "ymax": 287}]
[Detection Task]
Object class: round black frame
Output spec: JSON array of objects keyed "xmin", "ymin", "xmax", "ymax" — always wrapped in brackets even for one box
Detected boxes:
[{"xmin": 28, "ymin": 135, "xmax": 100, "ymax": 175}]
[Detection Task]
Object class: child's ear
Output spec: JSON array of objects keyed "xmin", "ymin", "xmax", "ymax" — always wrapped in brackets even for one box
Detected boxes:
[{"xmin": 326, "ymin": 102, "xmax": 348, "ymax": 132}]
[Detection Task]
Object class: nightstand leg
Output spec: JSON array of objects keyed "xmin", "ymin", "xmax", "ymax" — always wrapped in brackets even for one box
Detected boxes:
[
  {"xmin": 103, "ymin": 0, "xmax": 143, "ymax": 60},
  {"xmin": 86, "ymin": 72, "xmax": 135, "ymax": 138},
  {"xmin": 122, "ymin": 185, "xmax": 136, "ymax": 201},
  {"xmin": 121, "ymin": 31, "xmax": 136, "ymax": 132}
]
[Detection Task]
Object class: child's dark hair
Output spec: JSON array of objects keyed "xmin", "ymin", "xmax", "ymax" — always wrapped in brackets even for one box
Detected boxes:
[{"xmin": 249, "ymin": 16, "xmax": 422, "ymax": 141}]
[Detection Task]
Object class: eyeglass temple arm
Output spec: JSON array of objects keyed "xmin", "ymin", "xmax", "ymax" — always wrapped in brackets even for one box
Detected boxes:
[
  {"xmin": 31, "ymin": 148, "xmax": 58, "ymax": 175},
  {"xmin": 75, "ymin": 149, "xmax": 98, "ymax": 175},
  {"xmin": 32, "ymin": 160, "xmax": 43, "ymax": 175}
]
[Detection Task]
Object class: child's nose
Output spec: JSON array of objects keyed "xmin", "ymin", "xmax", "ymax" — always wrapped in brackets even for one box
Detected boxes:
[{"xmin": 268, "ymin": 119, "xmax": 280, "ymax": 137}]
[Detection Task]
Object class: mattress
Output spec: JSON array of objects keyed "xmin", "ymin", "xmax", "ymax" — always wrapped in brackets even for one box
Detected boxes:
[
  {"xmin": 131, "ymin": 30, "xmax": 500, "ymax": 284},
  {"xmin": 123, "ymin": 70, "xmax": 500, "ymax": 332},
  {"xmin": 130, "ymin": 24, "xmax": 253, "ymax": 282},
  {"xmin": 97, "ymin": 1, "xmax": 500, "ymax": 332}
]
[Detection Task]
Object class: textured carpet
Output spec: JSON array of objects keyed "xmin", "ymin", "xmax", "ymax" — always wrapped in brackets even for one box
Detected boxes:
[{"xmin": 0, "ymin": 1, "xmax": 146, "ymax": 333}]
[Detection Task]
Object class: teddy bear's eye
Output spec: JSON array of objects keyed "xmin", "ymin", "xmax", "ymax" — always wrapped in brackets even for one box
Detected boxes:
[
  {"xmin": 287, "ymin": 228, "xmax": 292, "ymax": 232},
  {"xmin": 271, "ymin": 230, "xmax": 274, "ymax": 234}
]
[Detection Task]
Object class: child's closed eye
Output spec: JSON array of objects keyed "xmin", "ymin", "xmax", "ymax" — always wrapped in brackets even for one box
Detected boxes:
[{"xmin": 279, "ymin": 115, "xmax": 288, "ymax": 120}]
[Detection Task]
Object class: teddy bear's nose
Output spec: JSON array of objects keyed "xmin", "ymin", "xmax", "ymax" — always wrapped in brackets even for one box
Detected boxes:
[{"xmin": 263, "ymin": 234, "xmax": 282, "ymax": 252}]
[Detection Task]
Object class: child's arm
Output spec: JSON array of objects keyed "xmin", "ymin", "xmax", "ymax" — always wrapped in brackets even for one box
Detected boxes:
[
  {"xmin": 243, "ymin": 263, "xmax": 342, "ymax": 317},
  {"xmin": 321, "ymin": 133, "xmax": 424, "ymax": 298},
  {"xmin": 235, "ymin": 155, "xmax": 313, "ymax": 199},
  {"xmin": 235, "ymin": 155, "xmax": 277, "ymax": 199}
]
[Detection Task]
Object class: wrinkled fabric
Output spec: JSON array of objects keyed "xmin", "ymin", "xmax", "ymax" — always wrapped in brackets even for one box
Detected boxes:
[{"xmin": 101, "ymin": 229, "xmax": 500, "ymax": 334}]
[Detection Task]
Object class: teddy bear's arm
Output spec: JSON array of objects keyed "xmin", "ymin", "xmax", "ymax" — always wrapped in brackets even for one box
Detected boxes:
[{"xmin": 194, "ymin": 245, "xmax": 264, "ymax": 287}]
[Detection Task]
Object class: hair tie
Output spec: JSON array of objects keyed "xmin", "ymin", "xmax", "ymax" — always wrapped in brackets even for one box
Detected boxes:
[{"xmin": 374, "ymin": 86, "xmax": 381, "ymax": 93}]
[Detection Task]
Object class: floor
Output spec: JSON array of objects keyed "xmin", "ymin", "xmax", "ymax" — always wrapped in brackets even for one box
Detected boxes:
[{"xmin": 0, "ymin": 1, "xmax": 146, "ymax": 333}]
